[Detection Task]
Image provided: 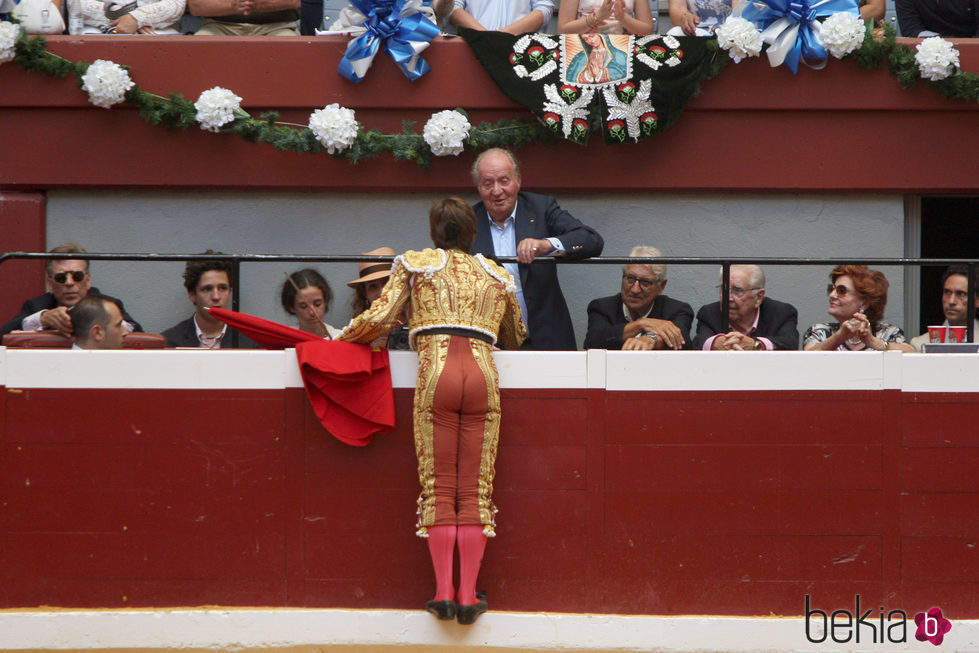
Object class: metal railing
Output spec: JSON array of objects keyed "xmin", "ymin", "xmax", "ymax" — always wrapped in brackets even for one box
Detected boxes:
[{"xmin": 1, "ymin": 252, "xmax": 976, "ymax": 347}]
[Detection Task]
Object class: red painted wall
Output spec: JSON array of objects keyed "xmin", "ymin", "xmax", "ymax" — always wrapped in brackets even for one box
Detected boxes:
[
  {"xmin": 0, "ymin": 193, "xmax": 46, "ymax": 322},
  {"xmin": 3, "ymin": 385, "xmax": 977, "ymax": 617}
]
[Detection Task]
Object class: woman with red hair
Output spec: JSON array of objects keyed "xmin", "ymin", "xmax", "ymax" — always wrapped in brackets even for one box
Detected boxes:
[{"xmin": 804, "ymin": 264, "xmax": 914, "ymax": 352}]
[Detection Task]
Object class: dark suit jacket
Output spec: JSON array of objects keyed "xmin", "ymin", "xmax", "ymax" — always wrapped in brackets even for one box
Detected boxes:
[
  {"xmin": 1, "ymin": 288, "xmax": 143, "ymax": 337},
  {"xmin": 471, "ymin": 191, "xmax": 603, "ymax": 351},
  {"xmin": 693, "ymin": 297, "xmax": 800, "ymax": 351},
  {"xmin": 584, "ymin": 293, "xmax": 694, "ymax": 350},
  {"xmin": 161, "ymin": 315, "xmax": 259, "ymax": 349}
]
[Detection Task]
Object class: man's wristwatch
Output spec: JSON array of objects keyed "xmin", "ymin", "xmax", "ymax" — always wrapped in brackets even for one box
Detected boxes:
[
  {"xmin": 641, "ymin": 332, "xmax": 658, "ymax": 342},
  {"xmin": 752, "ymin": 338, "xmax": 763, "ymax": 350}
]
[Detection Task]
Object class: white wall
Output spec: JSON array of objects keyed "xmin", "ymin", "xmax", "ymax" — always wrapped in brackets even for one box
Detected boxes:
[{"xmin": 45, "ymin": 191, "xmax": 907, "ymax": 348}]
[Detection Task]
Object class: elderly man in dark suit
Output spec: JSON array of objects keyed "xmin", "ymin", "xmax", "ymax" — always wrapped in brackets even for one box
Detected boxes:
[
  {"xmin": 584, "ymin": 245, "xmax": 693, "ymax": 351},
  {"xmin": 469, "ymin": 148, "xmax": 603, "ymax": 351},
  {"xmin": 1, "ymin": 242, "xmax": 141, "ymax": 338},
  {"xmin": 693, "ymin": 264, "xmax": 799, "ymax": 351}
]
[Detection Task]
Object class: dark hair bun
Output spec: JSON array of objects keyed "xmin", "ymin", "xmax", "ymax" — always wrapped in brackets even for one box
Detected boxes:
[{"xmin": 444, "ymin": 221, "xmax": 461, "ymax": 241}]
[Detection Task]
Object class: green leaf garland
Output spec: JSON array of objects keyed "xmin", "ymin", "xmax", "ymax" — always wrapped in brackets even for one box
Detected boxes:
[{"xmin": 3, "ymin": 22, "xmax": 977, "ymax": 166}]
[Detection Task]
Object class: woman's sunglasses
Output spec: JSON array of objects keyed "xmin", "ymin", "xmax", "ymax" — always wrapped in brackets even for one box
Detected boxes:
[
  {"xmin": 50, "ymin": 271, "xmax": 87, "ymax": 284},
  {"xmin": 827, "ymin": 283, "xmax": 853, "ymax": 297}
]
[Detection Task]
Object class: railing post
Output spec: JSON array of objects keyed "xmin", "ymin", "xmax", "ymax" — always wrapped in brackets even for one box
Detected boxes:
[
  {"xmin": 231, "ymin": 257, "xmax": 241, "ymax": 348},
  {"xmin": 719, "ymin": 261, "xmax": 730, "ymax": 334},
  {"xmin": 969, "ymin": 262, "xmax": 976, "ymax": 344}
]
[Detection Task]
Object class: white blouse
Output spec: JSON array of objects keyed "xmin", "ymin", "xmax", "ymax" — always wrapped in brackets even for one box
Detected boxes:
[
  {"xmin": 80, "ymin": 0, "xmax": 186, "ymax": 34},
  {"xmin": 574, "ymin": 0, "xmax": 637, "ymax": 33}
]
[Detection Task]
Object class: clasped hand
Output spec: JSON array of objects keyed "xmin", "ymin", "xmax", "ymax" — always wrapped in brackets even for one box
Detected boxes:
[
  {"xmin": 840, "ymin": 311, "xmax": 872, "ymax": 343},
  {"xmin": 40, "ymin": 306, "xmax": 74, "ymax": 337},
  {"xmin": 712, "ymin": 332, "xmax": 759, "ymax": 351},
  {"xmin": 589, "ymin": 0, "xmax": 626, "ymax": 28},
  {"xmin": 628, "ymin": 317, "xmax": 684, "ymax": 350}
]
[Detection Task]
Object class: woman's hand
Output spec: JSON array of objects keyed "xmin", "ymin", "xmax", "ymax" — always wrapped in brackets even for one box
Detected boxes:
[
  {"xmin": 109, "ymin": 13, "xmax": 139, "ymax": 32},
  {"xmin": 588, "ymin": 0, "xmax": 613, "ymax": 28},
  {"xmin": 234, "ymin": 0, "xmax": 255, "ymax": 16},
  {"xmin": 612, "ymin": 0, "xmax": 627, "ymax": 20},
  {"xmin": 679, "ymin": 10, "xmax": 699, "ymax": 35},
  {"xmin": 840, "ymin": 311, "xmax": 874, "ymax": 345}
]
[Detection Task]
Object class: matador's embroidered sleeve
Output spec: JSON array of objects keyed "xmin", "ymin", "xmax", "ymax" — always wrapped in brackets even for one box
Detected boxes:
[
  {"xmin": 498, "ymin": 287, "xmax": 527, "ymax": 350},
  {"xmin": 338, "ymin": 261, "xmax": 412, "ymax": 345},
  {"xmin": 477, "ymin": 255, "xmax": 526, "ymax": 350}
]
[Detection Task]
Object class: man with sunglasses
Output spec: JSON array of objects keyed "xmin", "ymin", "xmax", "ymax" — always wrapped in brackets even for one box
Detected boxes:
[
  {"xmin": 584, "ymin": 245, "xmax": 692, "ymax": 351},
  {"xmin": 0, "ymin": 242, "xmax": 142, "ymax": 338},
  {"xmin": 693, "ymin": 264, "xmax": 798, "ymax": 351}
]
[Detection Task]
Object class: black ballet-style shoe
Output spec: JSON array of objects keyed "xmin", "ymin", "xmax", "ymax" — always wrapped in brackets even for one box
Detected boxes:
[
  {"xmin": 425, "ymin": 599, "xmax": 457, "ymax": 621},
  {"xmin": 456, "ymin": 598, "xmax": 488, "ymax": 625}
]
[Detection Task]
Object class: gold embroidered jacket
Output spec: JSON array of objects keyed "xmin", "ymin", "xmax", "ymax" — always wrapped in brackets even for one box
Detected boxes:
[{"xmin": 340, "ymin": 248, "xmax": 526, "ymax": 350}]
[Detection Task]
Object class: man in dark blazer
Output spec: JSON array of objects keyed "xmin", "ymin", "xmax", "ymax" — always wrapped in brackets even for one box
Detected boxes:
[
  {"xmin": 1, "ymin": 242, "xmax": 142, "ymax": 338},
  {"xmin": 584, "ymin": 245, "xmax": 693, "ymax": 350},
  {"xmin": 162, "ymin": 251, "xmax": 256, "ymax": 348},
  {"xmin": 693, "ymin": 264, "xmax": 799, "ymax": 351},
  {"xmin": 469, "ymin": 148, "xmax": 603, "ymax": 351}
]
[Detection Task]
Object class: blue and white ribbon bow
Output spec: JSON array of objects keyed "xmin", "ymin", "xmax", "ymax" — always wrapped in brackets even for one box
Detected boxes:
[
  {"xmin": 737, "ymin": 0, "xmax": 859, "ymax": 73},
  {"xmin": 322, "ymin": 0, "xmax": 439, "ymax": 83}
]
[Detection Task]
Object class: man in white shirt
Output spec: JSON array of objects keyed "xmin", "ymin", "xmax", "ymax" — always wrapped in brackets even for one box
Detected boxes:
[
  {"xmin": 436, "ymin": 0, "xmax": 554, "ymax": 33},
  {"xmin": 910, "ymin": 265, "xmax": 979, "ymax": 351},
  {"xmin": 70, "ymin": 294, "xmax": 127, "ymax": 350}
]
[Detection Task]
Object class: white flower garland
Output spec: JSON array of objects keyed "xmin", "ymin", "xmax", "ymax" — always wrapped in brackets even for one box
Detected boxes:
[
  {"xmin": 0, "ymin": 21, "xmax": 21, "ymax": 65},
  {"xmin": 308, "ymin": 103, "xmax": 359, "ymax": 154},
  {"xmin": 80, "ymin": 59, "xmax": 134, "ymax": 109},
  {"xmin": 915, "ymin": 36, "xmax": 960, "ymax": 81},
  {"xmin": 715, "ymin": 16, "xmax": 763, "ymax": 63},
  {"xmin": 422, "ymin": 109, "xmax": 471, "ymax": 156},
  {"xmin": 194, "ymin": 86, "xmax": 243, "ymax": 133},
  {"xmin": 817, "ymin": 12, "xmax": 866, "ymax": 59}
]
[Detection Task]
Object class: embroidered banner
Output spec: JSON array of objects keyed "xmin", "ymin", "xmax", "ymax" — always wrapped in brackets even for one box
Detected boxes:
[{"xmin": 461, "ymin": 28, "xmax": 717, "ymax": 145}]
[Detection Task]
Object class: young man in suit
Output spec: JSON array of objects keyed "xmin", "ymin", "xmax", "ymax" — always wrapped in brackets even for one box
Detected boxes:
[{"xmin": 162, "ymin": 251, "xmax": 255, "ymax": 348}]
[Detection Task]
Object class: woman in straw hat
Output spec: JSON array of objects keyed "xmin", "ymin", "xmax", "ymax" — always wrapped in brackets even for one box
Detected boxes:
[{"xmin": 347, "ymin": 246, "xmax": 411, "ymax": 349}]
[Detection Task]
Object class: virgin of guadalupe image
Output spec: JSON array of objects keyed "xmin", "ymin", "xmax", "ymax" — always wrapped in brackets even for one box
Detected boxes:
[{"xmin": 563, "ymin": 33, "xmax": 629, "ymax": 85}]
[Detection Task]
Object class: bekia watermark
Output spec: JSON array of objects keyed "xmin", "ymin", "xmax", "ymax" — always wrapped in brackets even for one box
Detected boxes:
[{"xmin": 805, "ymin": 595, "xmax": 952, "ymax": 646}]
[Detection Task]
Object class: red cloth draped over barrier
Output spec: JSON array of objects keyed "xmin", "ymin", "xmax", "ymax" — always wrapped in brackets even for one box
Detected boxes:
[{"xmin": 209, "ymin": 307, "xmax": 396, "ymax": 445}]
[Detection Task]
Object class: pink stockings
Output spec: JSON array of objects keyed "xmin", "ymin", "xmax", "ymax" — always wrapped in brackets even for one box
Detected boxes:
[
  {"xmin": 427, "ymin": 524, "xmax": 487, "ymax": 605},
  {"xmin": 424, "ymin": 336, "xmax": 493, "ymax": 606},
  {"xmin": 427, "ymin": 525, "xmax": 456, "ymax": 602}
]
